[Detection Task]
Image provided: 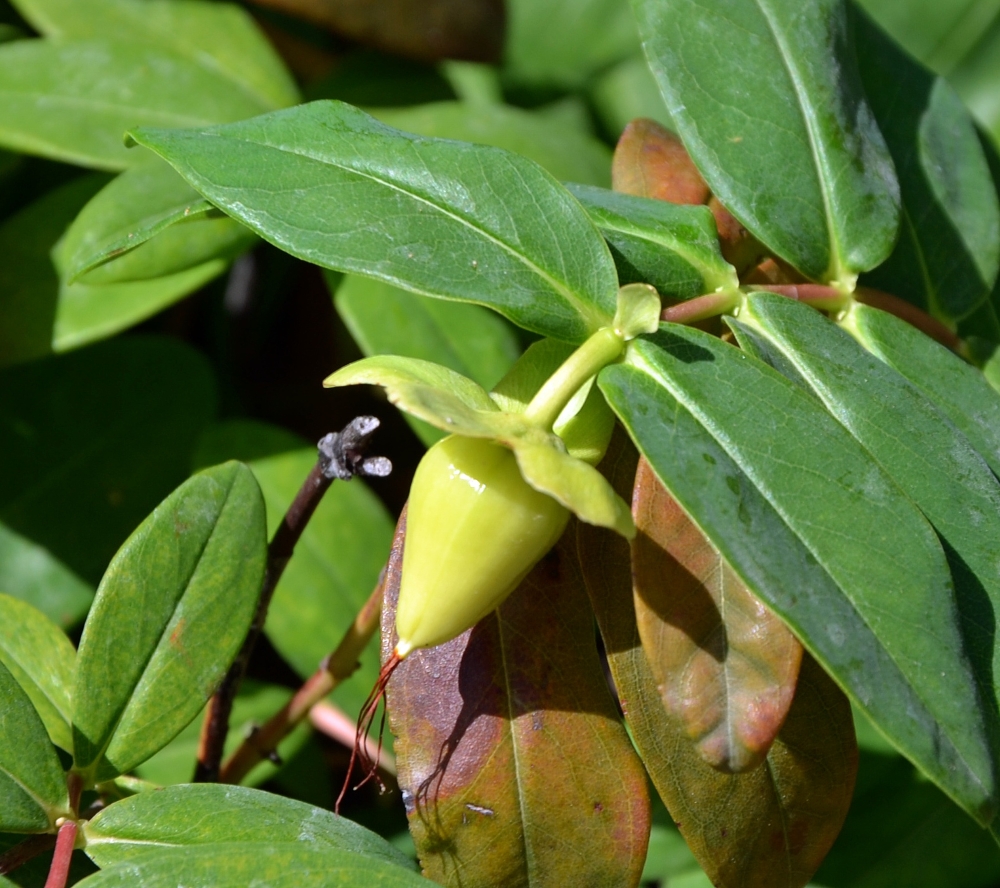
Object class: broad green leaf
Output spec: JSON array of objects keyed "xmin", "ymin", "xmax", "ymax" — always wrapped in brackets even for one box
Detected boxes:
[
  {"xmin": 565, "ymin": 183, "xmax": 738, "ymax": 297},
  {"xmin": 633, "ymin": 0, "xmax": 900, "ymax": 283},
  {"xmin": 813, "ymin": 714, "xmax": 1000, "ymax": 887},
  {"xmin": 0, "ymin": 660, "xmax": 68, "ymax": 832},
  {"xmin": 193, "ymin": 419, "xmax": 395, "ymax": 712},
  {"xmin": 0, "ymin": 335, "xmax": 215, "ymax": 594},
  {"xmin": 855, "ymin": 9, "xmax": 1000, "ymax": 321},
  {"xmin": 128, "ymin": 100, "xmax": 619, "ymax": 343},
  {"xmin": 600, "ymin": 330, "xmax": 997, "ymax": 823},
  {"xmin": 54, "ymin": 159, "xmax": 255, "ymax": 284},
  {"xmin": 383, "ymin": 516, "xmax": 651, "ymax": 886},
  {"xmin": 504, "ymin": 0, "xmax": 639, "ymax": 89},
  {"xmin": 856, "ymin": 0, "xmax": 1000, "ymax": 74},
  {"xmin": 10, "ymin": 0, "xmax": 299, "ymax": 110},
  {"xmin": 372, "ymin": 101, "xmax": 612, "ymax": 187},
  {"xmin": 844, "ymin": 303, "xmax": 1000, "ymax": 477},
  {"xmin": 0, "ymin": 594, "xmax": 75, "ymax": 752},
  {"xmin": 52, "ymin": 261, "xmax": 227, "ymax": 352},
  {"xmin": 631, "ymin": 459, "xmax": 802, "ymax": 773},
  {"xmin": 0, "ymin": 174, "xmax": 108, "ymax": 367},
  {"xmin": 72, "ymin": 462, "xmax": 266, "ymax": 782},
  {"xmin": 134, "ymin": 680, "xmax": 309, "ymax": 788},
  {"xmin": 332, "ymin": 273, "xmax": 520, "ymax": 446},
  {"xmin": 733, "ymin": 291, "xmax": 1000, "ymax": 772},
  {"xmin": 84, "ymin": 784, "xmax": 414, "ymax": 870},
  {"xmin": 0, "ymin": 525, "xmax": 92, "ymax": 630},
  {"xmin": 577, "ymin": 431, "xmax": 857, "ymax": 888},
  {"xmin": 74, "ymin": 843, "xmax": 427, "ymax": 888},
  {"xmin": 0, "ymin": 39, "xmax": 271, "ymax": 170}
]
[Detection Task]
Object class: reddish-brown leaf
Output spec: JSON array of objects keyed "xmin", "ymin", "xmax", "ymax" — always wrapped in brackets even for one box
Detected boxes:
[
  {"xmin": 382, "ymin": 511, "xmax": 650, "ymax": 888},
  {"xmin": 246, "ymin": 0, "xmax": 504, "ymax": 63},
  {"xmin": 632, "ymin": 456, "xmax": 803, "ymax": 773},
  {"xmin": 578, "ymin": 429, "xmax": 858, "ymax": 888}
]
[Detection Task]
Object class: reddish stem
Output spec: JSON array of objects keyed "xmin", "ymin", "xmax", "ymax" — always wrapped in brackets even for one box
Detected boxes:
[
  {"xmin": 661, "ymin": 292, "xmax": 739, "ymax": 325},
  {"xmin": 745, "ymin": 283, "xmax": 847, "ymax": 311},
  {"xmin": 43, "ymin": 822, "xmax": 77, "ymax": 888}
]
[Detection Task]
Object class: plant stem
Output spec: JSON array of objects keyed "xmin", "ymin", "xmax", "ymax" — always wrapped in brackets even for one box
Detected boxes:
[
  {"xmin": 194, "ymin": 417, "xmax": 390, "ymax": 783},
  {"xmin": 219, "ymin": 576, "xmax": 385, "ymax": 785},
  {"xmin": 743, "ymin": 283, "xmax": 849, "ymax": 312},
  {"xmin": 0, "ymin": 835, "xmax": 56, "ymax": 877},
  {"xmin": 660, "ymin": 290, "xmax": 741, "ymax": 325},
  {"xmin": 42, "ymin": 822, "xmax": 76, "ymax": 888},
  {"xmin": 524, "ymin": 327, "xmax": 624, "ymax": 429},
  {"xmin": 853, "ymin": 287, "xmax": 961, "ymax": 352}
]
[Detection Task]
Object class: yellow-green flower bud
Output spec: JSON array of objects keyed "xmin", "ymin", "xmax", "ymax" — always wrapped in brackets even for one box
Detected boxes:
[{"xmin": 394, "ymin": 434, "xmax": 570, "ymax": 657}]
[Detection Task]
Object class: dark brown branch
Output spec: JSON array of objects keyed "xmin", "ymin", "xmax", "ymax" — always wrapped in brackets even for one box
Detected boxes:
[
  {"xmin": 193, "ymin": 417, "xmax": 390, "ymax": 782},
  {"xmin": 219, "ymin": 575, "xmax": 385, "ymax": 785},
  {"xmin": 0, "ymin": 834, "xmax": 56, "ymax": 877}
]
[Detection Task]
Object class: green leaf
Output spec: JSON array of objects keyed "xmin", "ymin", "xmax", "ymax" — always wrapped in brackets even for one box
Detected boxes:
[
  {"xmin": 577, "ymin": 432, "xmax": 857, "ymax": 888},
  {"xmin": 565, "ymin": 183, "xmax": 738, "ymax": 298},
  {"xmin": 855, "ymin": 0, "xmax": 1000, "ymax": 74},
  {"xmin": 0, "ymin": 335, "xmax": 215, "ymax": 596},
  {"xmin": 84, "ymin": 784, "xmax": 414, "ymax": 870},
  {"xmin": 590, "ymin": 54, "xmax": 674, "ymax": 139},
  {"xmin": 0, "ymin": 594, "xmax": 75, "ymax": 752},
  {"xmin": 632, "ymin": 0, "xmax": 900, "ymax": 283},
  {"xmin": 383, "ymin": 518, "xmax": 651, "ymax": 886},
  {"xmin": 133, "ymin": 680, "xmax": 308, "ymax": 788},
  {"xmin": 855, "ymin": 9, "xmax": 1000, "ymax": 321},
  {"xmin": 129, "ymin": 100, "xmax": 619, "ymax": 343},
  {"xmin": 844, "ymin": 303, "xmax": 1000, "ymax": 478},
  {"xmin": 72, "ymin": 461, "xmax": 266, "ymax": 782},
  {"xmin": 0, "ymin": 660, "xmax": 68, "ymax": 833},
  {"xmin": 0, "ymin": 39, "xmax": 273, "ymax": 170},
  {"xmin": 10, "ymin": 0, "xmax": 299, "ymax": 110},
  {"xmin": 631, "ymin": 460, "xmax": 803, "ymax": 773},
  {"xmin": 504, "ymin": 0, "xmax": 639, "ymax": 89},
  {"xmin": 332, "ymin": 273, "xmax": 520, "ymax": 446},
  {"xmin": 372, "ymin": 101, "xmax": 612, "ymax": 187},
  {"xmin": 814, "ymin": 713, "xmax": 1000, "ymax": 887},
  {"xmin": 54, "ymin": 159, "xmax": 255, "ymax": 285},
  {"xmin": 74, "ymin": 843, "xmax": 427, "ymax": 888},
  {"xmin": 600, "ymin": 329, "xmax": 997, "ymax": 824},
  {"xmin": 951, "ymin": 16, "xmax": 1000, "ymax": 143},
  {"xmin": 732, "ymin": 291, "xmax": 1000, "ymax": 774}
]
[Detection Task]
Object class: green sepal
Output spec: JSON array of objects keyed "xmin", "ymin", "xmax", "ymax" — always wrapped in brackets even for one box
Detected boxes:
[{"xmin": 613, "ymin": 283, "xmax": 662, "ymax": 341}]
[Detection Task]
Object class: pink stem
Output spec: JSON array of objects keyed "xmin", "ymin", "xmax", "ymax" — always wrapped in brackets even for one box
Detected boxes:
[
  {"xmin": 661, "ymin": 292, "xmax": 739, "ymax": 325},
  {"xmin": 43, "ymin": 821, "xmax": 77, "ymax": 888},
  {"xmin": 310, "ymin": 701, "xmax": 397, "ymax": 775},
  {"xmin": 745, "ymin": 283, "xmax": 847, "ymax": 311}
]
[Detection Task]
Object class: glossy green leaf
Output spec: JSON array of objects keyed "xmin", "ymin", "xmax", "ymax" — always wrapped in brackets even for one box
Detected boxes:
[
  {"xmin": 631, "ymin": 459, "xmax": 803, "ymax": 773},
  {"xmin": 813, "ymin": 713, "xmax": 1000, "ymax": 887},
  {"xmin": 383, "ymin": 516, "xmax": 651, "ymax": 887},
  {"xmin": 0, "ymin": 39, "xmax": 271, "ymax": 170},
  {"xmin": 0, "ymin": 660, "xmax": 68, "ymax": 833},
  {"xmin": 855, "ymin": 9, "xmax": 1000, "ymax": 321},
  {"xmin": 129, "ymin": 100, "xmax": 619, "ymax": 343},
  {"xmin": 373, "ymin": 101, "xmax": 612, "ymax": 187},
  {"xmin": 577, "ymin": 431, "xmax": 857, "ymax": 888},
  {"xmin": 504, "ymin": 0, "xmax": 639, "ymax": 89},
  {"xmin": 633, "ymin": 0, "xmax": 900, "ymax": 283},
  {"xmin": 332, "ymin": 273, "xmax": 520, "ymax": 446},
  {"xmin": 0, "ymin": 335, "xmax": 215, "ymax": 598},
  {"xmin": 72, "ymin": 461, "xmax": 266, "ymax": 782},
  {"xmin": 0, "ymin": 594, "xmax": 75, "ymax": 752},
  {"xmin": 84, "ymin": 784, "xmax": 413, "ymax": 871},
  {"xmin": 565, "ymin": 183, "xmax": 738, "ymax": 297},
  {"xmin": 733, "ymin": 292, "xmax": 1000, "ymax": 773},
  {"xmin": 844, "ymin": 303, "xmax": 1000, "ymax": 478},
  {"xmin": 74, "ymin": 843, "xmax": 427, "ymax": 888},
  {"xmin": 600, "ymin": 329, "xmax": 997, "ymax": 824},
  {"xmin": 855, "ymin": 0, "xmax": 1000, "ymax": 74},
  {"xmin": 951, "ymin": 16, "xmax": 1000, "ymax": 142},
  {"xmin": 590, "ymin": 54, "xmax": 674, "ymax": 139},
  {"xmin": 54, "ymin": 159, "xmax": 256, "ymax": 284},
  {"xmin": 134, "ymin": 679, "xmax": 308, "ymax": 788},
  {"xmin": 10, "ymin": 0, "xmax": 299, "ymax": 110}
]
